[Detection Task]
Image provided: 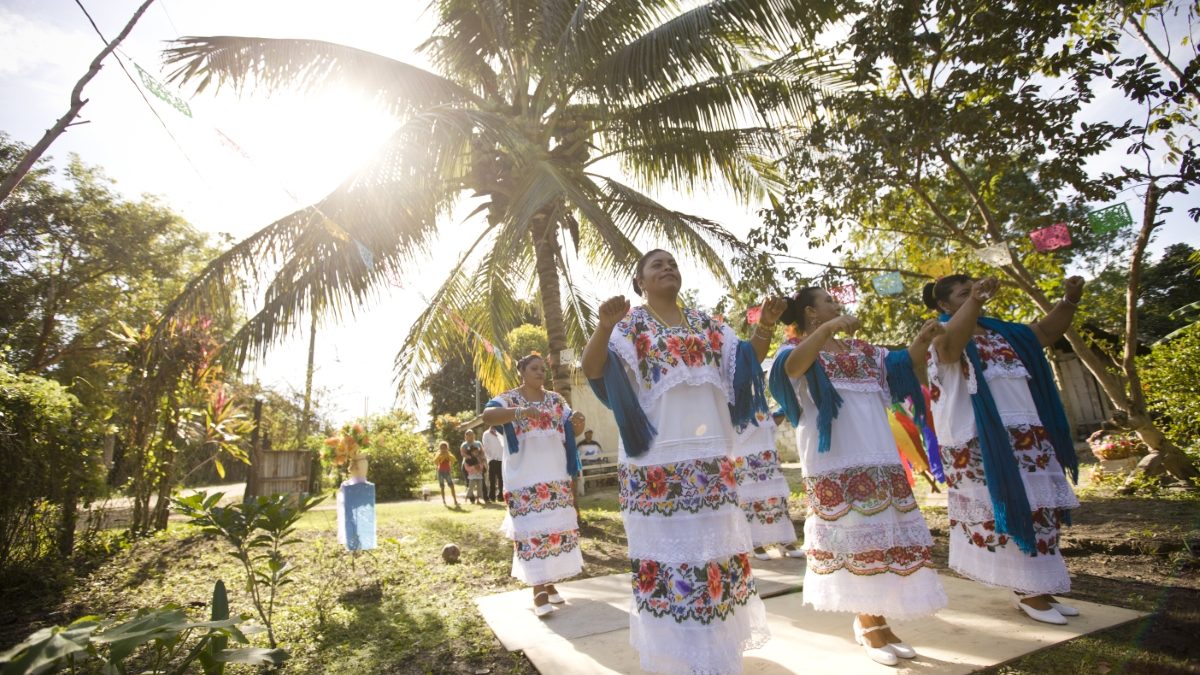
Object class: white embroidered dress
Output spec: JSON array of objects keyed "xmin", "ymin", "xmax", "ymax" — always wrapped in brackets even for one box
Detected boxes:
[
  {"xmin": 786, "ymin": 339, "xmax": 946, "ymax": 618},
  {"xmin": 493, "ymin": 388, "xmax": 583, "ymax": 586},
  {"xmin": 927, "ymin": 329, "xmax": 1078, "ymax": 594},
  {"xmin": 610, "ymin": 306, "xmax": 768, "ymax": 675},
  {"xmin": 733, "ymin": 412, "xmax": 797, "ymax": 548}
]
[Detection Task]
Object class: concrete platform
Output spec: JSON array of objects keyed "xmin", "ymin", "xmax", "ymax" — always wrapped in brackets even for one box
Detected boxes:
[{"xmin": 477, "ymin": 557, "xmax": 1145, "ymax": 674}]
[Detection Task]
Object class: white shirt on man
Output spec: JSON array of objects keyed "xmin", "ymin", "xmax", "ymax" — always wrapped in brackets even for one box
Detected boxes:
[{"xmin": 482, "ymin": 428, "xmax": 507, "ymax": 462}]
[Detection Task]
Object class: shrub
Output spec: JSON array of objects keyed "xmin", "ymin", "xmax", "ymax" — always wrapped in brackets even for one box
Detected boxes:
[
  {"xmin": 368, "ymin": 420, "xmax": 434, "ymax": 501},
  {"xmin": 1139, "ymin": 323, "xmax": 1200, "ymax": 446}
]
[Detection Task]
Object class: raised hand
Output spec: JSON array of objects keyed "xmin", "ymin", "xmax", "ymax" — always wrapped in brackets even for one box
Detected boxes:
[
  {"xmin": 826, "ymin": 315, "xmax": 861, "ymax": 336},
  {"xmin": 916, "ymin": 318, "xmax": 945, "ymax": 344},
  {"xmin": 598, "ymin": 295, "xmax": 631, "ymax": 329},
  {"xmin": 760, "ymin": 296, "xmax": 787, "ymax": 326},
  {"xmin": 972, "ymin": 277, "xmax": 1000, "ymax": 304},
  {"xmin": 1063, "ymin": 276, "xmax": 1085, "ymax": 304}
]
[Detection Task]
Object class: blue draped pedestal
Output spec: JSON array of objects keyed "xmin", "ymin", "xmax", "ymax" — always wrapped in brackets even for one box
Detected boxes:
[{"xmin": 337, "ymin": 479, "xmax": 377, "ymax": 551}]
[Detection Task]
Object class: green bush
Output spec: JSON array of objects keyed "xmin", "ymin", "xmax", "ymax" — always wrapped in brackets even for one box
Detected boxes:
[
  {"xmin": 368, "ymin": 421, "xmax": 434, "ymax": 501},
  {"xmin": 1139, "ymin": 323, "xmax": 1200, "ymax": 447}
]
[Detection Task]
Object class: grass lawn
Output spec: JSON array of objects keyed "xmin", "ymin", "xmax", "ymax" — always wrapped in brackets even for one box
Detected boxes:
[{"xmin": 1, "ymin": 472, "xmax": 1197, "ymax": 674}]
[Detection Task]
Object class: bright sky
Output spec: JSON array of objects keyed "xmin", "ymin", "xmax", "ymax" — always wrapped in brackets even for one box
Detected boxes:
[{"xmin": 1, "ymin": 1, "xmax": 1196, "ymax": 428}]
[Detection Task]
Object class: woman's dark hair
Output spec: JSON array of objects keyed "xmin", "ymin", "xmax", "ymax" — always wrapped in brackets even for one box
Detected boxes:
[
  {"xmin": 516, "ymin": 353, "xmax": 543, "ymax": 373},
  {"xmin": 632, "ymin": 248, "xmax": 670, "ymax": 296},
  {"xmin": 778, "ymin": 287, "xmax": 823, "ymax": 332},
  {"xmin": 922, "ymin": 274, "xmax": 973, "ymax": 311}
]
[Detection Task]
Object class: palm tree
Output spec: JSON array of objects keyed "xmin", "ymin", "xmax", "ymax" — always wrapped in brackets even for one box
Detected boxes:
[{"xmin": 159, "ymin": 0, "xmax": 841, "ymax": 403}]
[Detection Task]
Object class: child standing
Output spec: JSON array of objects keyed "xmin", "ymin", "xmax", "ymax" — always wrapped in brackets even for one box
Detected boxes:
[
  {"xmin": 434, "ymin": 441, "xmax": 459, "ymax": 507},
  {"xmin": 464, "ymin": 455, "xmax": 485, "ymax": 504}
]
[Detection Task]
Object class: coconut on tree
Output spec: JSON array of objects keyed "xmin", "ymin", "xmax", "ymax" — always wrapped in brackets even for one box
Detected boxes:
[{"xmin": 154, "ymin": 0, "xmax": 843, "ymax": 403}]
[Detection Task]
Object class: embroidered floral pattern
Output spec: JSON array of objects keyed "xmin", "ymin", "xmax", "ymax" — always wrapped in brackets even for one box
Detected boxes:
[
  {"xmin": 495, "ymin": 389, "xmax": 570, "ymax": 435},
  {"xmin": 816, "ymin": 339, "xmax": 882, "ymax": 384},
  {"xmin": 803, "ymin": 465, "xmax": 917, "ymax": 521},
  {"xmin": 941, "ymin": 424, "xmax": 1057, "ymax": 490},
  {"xmin": 514, "ymin": 529, "xmax": 581, "ymax": 561},
  {"xmin": 805, "ymin": 544, "xmax": 933, "ymax": 576},
  {"xmin": 504, "ymin": 479, "xmax": 575, "ymax": 518},
  {"xmin": 615, "ymin": 307, "xmax": 725, "ymax": 389},
  {"xmin": 974, "ymin": 330, "xmax": 1027, "ymax": 377},
  {"xmin": 631, "ymin": 554, "xmax": 756, "ymax": 625},
  {"xmin": 741, "ymin": 496, "xmax": 789, "ymax": 525},
  {"xmin": 734, "ymin": 449, "xmax": 782, "ymax": 485},
  {"xmin": 950, "ymin": 508, "xmax": 1061, "ymax": 555},
  {"xmin": 619, "ymin": 457, "xmax": 739, "ymax": 516}
]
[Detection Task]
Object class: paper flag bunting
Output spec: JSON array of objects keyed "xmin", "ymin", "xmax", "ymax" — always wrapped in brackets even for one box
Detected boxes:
[
  {"xmin": 974, "ymin": 243, "xmax": 1013, "ymax": 267},
  {"xmin": 919, "ymin": 257, "xmax": 953, "ymax": 279},
  {"xmin": 483, "ymin": 338, "xmax": 494, "ymax": 354},
  {"xmin": 829, "ymin": 284, "xmax": 858, "ymax": 305},
  {"xmin": 871, "ymin": 272, "xmax": 904, "ymax": 296},
  {"xmin": 1030, "ymin": 222, "xmax": 1071, "ymax": 251},
  {"xmin": 134, "ymin": 64, "xmax": 192, "ymax": 117},
  {"xmin": 354, "ymin": 241, "xmax": 374, "ymax": 269},
  {"xmin": 1088, "ymin": 203, "xmax": 1133, "ymax": 234},
  {"xmin": 746, "ymin": 305, "xmax": 762, "ymax": 325},
  {"xmin": 214, "ymin": 129, "xmax": 251, "ymax": 159}
]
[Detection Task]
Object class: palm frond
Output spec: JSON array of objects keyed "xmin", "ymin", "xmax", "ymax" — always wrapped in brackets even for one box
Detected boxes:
[
  {"xmin": 163, "ymin": 36, "xmax": 482, "ymax": 113},
  {"xmin": 592, "ymin": 174, "xmax": 739, "ymax": 286},
  {"xmin": 582, "ymin": 0, "xmax": 837, "ymax": 101},
  {"xmin": 606, "ymin": 126, "xmax": 786, "ymax": 198}
]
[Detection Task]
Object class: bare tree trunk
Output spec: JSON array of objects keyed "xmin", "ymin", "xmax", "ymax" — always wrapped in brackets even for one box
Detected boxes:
[
  {"xmin": 531, "ymin": 215, "xmax": 572, "ymax": 404},
  {"xmin": 0, "ymin": 0, "xmax": 158, "ymax": 211},
  {"xmin": 299, "ymin": 309, "xmax": 317, "ymax": 445}
]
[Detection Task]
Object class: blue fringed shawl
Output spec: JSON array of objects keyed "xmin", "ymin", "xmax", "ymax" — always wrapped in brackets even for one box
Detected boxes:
[
  {"xmin": 937, "ymin": 314, "xmax": 1040, "ymax": 554},
  {"xmin": 883, "ymin": 350, "xmax": 945, "ymax": 481},
  {"xmin": 767, "ymin": 343, "xmax": 843, "ymax": 454},
  {"xmin": 589, "ymin": 340, "xmax": 767, "ymax": 458},
  {"xmin": 484, "ymin": 396, "xmax": 581, "ymax": 477},
  {"xmin": 977, "ymin": 317, "xmax": 1079, "ymax": 483}
]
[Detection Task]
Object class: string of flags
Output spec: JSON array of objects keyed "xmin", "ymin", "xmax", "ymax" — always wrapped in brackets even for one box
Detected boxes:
[{"xmin": 445, "ymin": 308, "xmax": 514, "ymax": 370}]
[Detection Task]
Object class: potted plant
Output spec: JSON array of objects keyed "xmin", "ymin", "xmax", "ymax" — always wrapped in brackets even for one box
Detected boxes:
[{"xmin": 324, "ymin": 423, "xmax": 372, "ymax": 481}]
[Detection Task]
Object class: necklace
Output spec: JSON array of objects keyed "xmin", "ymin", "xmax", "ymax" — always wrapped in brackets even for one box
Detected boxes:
[{"xmin": 643, "ymin": 302, "xmax": 689, "ymax": 330}]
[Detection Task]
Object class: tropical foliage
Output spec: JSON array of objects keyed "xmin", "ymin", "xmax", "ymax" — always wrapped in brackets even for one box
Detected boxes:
[{"xmin": 157, "ymin": 0, "xmax": 845, "ymax": 404}]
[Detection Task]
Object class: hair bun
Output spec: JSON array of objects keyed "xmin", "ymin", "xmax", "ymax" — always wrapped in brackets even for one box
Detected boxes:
[
  {"xmin": 921, "ymin": 282, "xmax": 938, "ymax": 310},
  {"xmin": 778, "ymin": 297, "xmax": 798, "ymax": 326}
]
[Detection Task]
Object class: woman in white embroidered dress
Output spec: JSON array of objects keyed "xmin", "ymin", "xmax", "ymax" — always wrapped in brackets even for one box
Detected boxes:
[
  {"xmin": 924, "ymin": 275, "xmax": 1082, "ymax": 625},
  {"xmin": 582, "ymin": 249, "xmax": 784, "ymax": 675},
  {"xmin": 734, "ymin": 410, "xmax": 803, "ymax": 560},
  {"xmin": 482, "ymin": 354, "xmax": 585, "ymax": 617},
  {"xmin": 773, "ymin": 288, "xmax": 947, "ymax": 666}
]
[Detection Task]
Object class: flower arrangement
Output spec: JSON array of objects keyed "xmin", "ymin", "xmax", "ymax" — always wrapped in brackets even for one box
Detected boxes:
[
  {"xmin": 324, "ymin": 423, "xmax": 372, "ymax": 469},
  {"xmin": 1089, "ymin": 433, "xmax": 1147, "ymax": 461}
]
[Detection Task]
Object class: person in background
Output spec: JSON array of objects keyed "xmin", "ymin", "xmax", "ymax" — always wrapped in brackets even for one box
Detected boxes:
[
  {"xmin": 464, "ymin": 454, "xmax": 485, "ymax": 504},
  {"xmin": 434, "ymin": 441, "xmax": 459, "ymax": 508},
  {"xmin": 577, "ymin": 429, "xmax": 603, "ymax": 462},
  {"xmin": 482, "ymin": 353, "xmax": 585, "ymax": 617},
  {"xmin": 483, "ymin": 424, "xmax": 507, "ymax": 503},
  {"xmin": 461, "ymin": 429, "xmax": 484, "ymax": 485}
]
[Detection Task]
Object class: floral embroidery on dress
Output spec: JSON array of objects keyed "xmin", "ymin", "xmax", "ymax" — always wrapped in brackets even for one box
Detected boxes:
[
  {"xmin": 619, "ymin": 457, "xmax": 739, "ymax": 516},
  {"xmin": 514, "ymin": 529, "xmax": 581, "ymax": 561},
  {"xmin": 496, "ymin": 390, "xmax": 569, "ymax": 435},
  {"xmin": 734, "ymin": 449, "xmax": 782, "ymax": 485},
  {"xmin": 741, "ymin": 496, "xmax": 789, "ymax": 525},
  {"xmin": 615, "ymin": 307, "xmax": 725, "ymax": 389},
  {"xmin": 816, "ymin": 339, "xmax": 882, "ymax": 384},
  {"xmin": 803, "ymin": 465, "xmax": 917, "ymax": 521},
  {"xmin": 805, "ymin": 544, "xmax": 934, "ymax": 576},
  {"xmin": 505, "ymin": 479, "xmax": 575, "ymax": 518},
  {"xmin": 974, "ymin": 330, "xmax": 1028, "ymax": 379},
  {"xmin": 950, "ymin": 508, "xmax": 1061, "ymax": 555},
  {"xmin": 631, "ymin": 554, "xmax": 756, "ymax": 625},
  {"xmin": 941, "ymin": 424, "xmax": 1056, "ymax": 490}
]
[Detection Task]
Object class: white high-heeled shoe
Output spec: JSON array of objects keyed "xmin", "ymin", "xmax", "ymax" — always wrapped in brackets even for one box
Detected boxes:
[
  {"xmin": 533, "ymin": 592, "xmax": 556, "ymax": 617},
  {"xmin": 780, "ymin": 545, "xmax": 805, "ymax": 559},
  {"xmin": 853, "ymin": 617, "xmax": 899, "ymax": 666},
  {"xmin": 752, "ymin": 547, "xmax": 772, "ymax": 561},
  {"xmin": 881, "ymin": 629, "xmax": 917, "ymax": 660},
  {"xmin": 1011, "ymin": 592, "xmax": 1067, "ymax": 625}
]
